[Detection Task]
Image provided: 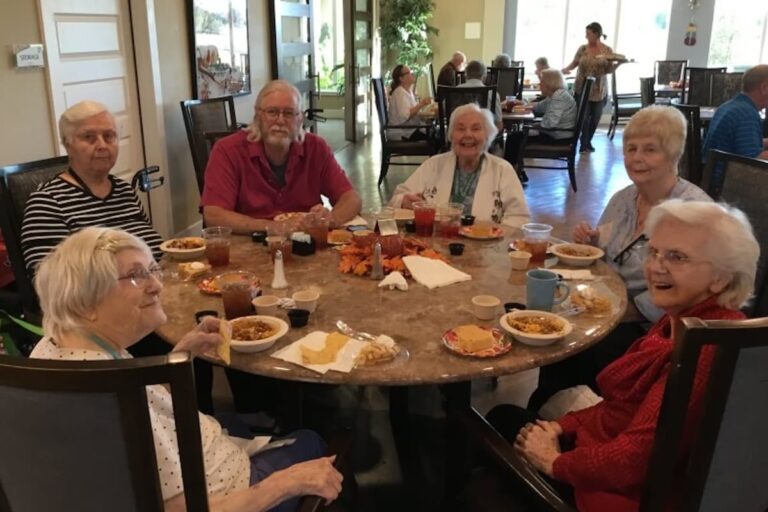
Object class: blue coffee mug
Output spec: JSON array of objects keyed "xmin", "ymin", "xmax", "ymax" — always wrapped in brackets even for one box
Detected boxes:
[{"xmin": 526, "ymin": 269, "xmax": 570, "ymax": 311}]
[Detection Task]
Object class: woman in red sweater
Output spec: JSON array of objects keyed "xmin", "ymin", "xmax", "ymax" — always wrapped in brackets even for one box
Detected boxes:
[{"xmin": 487, "ymin": 199, "xmax": 760, "ymax": 512}]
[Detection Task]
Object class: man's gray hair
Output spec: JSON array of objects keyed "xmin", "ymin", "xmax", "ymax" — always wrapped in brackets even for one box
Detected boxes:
[
  {"xmin": 447, "ymin": 103, "xmax": 499, "ymax": 152},
  {"xmin": 465, "ymin": 60, "xmax": 487, "ymax": 80},
  {"xmin": 645, "ymin": 199, "xmax": 759, "ymax": 310},
  {"xmin": 58, "ymin": 100, "xmax": 114, "ymax": 145},
  {"xmin": 246, "ymin": 79, "xmax": 306, "ymax": 143},
  {"xmin": 34, "ymin": 227, "xmax": 154, "ymax": 340},
  {"xmin": 492, "ymin": 54, "xmax": 512, "ymax": 69}
]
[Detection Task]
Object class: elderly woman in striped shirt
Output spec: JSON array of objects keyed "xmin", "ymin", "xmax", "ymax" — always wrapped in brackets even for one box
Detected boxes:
[{"xmin": 20, "ymin": 100, "xmax": 163, "ymax": 275}]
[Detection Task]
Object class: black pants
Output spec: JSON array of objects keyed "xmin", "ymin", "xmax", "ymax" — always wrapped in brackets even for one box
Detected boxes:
[
  {"xmin": 579, "ymin": 96, "xmax": 607, "ymax": 148},
  {"xmin": 527, "ymin": 321, "xmax": 647, "ymax": 412}
]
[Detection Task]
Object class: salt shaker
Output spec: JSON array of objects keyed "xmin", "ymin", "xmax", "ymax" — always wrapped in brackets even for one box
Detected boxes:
[
  {"xmin": 271, "ymin": 250, "xmax": 289, "ymax": 289},
  {"xmin": 370, "ymin": 241, "xmax": 384, "ymax": 280}
]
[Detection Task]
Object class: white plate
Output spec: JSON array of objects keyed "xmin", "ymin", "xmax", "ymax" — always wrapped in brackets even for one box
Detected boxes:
[
  {"xmin": 565, "ymin": 282, "xmax": 621, "ymax": 318},
  {"xmin": 160, "ymin": 237, "xmax": 206, "ymax": 261},
  {"xmin": 550, "ymin": 243, "xmax": 604, "ymax": 267},
  {"xmin": 229, "ymin": 315, "xmax": 289, "ymax": 353},
  {"xmin": 500, "ymin": 310, "xmax": 572, "ymax": 347}
]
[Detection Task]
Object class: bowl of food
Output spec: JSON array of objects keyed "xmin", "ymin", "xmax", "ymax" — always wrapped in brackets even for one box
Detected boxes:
[
  {"xmin": 160, "ymin": 237, "xmax": 206, "ymax": 260},
  {"xmin": 229, "ymin": 315, "xmax": 289, "ymax": 353},
  {"xmin": 500, "ymin": 310, "xmax": 572, "ymax": 347},
  {"xmin": 550, "ymin": 243, "xmax": 604, "ymax": 267}
]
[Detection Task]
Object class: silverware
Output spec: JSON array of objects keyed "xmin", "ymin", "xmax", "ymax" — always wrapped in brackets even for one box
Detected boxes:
[{"xmin": 336, "ymin": 320, "xmax": 377, "ymax": 342}]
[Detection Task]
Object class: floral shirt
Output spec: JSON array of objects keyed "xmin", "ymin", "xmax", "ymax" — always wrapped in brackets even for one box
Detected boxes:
[{"xmin": 573, "ymin": 44, "xmax": 615, "ymax": 102}]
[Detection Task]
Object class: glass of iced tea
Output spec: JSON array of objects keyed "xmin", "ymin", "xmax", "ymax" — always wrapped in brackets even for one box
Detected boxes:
[
  {"xmin": 521, "ymin": 223, "xmax": 553, "ymax": 263},
  {"xmin": 435, "ymin": 203, "xmax": 463, "ymax": 239},
  {"xmin": 266, "ymin": 222, "xmax": 292, "ymax": 263},
  {"xmin": 220, "ymin": 276, "xmax": 256, "ymax": 319},
  {"xmin": 304, "ymin": 213, "xmax": 330, "ymax": 250},
  {"xmin": 412, "ymin": 201, "xmax": 436, "ymax": 237},
  {"xmin": 202, "ymin": 226, "xmax": 232, "ymax": 267}
]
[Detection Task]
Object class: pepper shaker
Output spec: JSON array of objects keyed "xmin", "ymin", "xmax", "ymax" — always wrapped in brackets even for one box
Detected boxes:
[
  {"xmin": 271, "ymin": 250, "xmax": 289, "ymax": 289},
  {"xmin": 370, "ymin": 241, "xmax": 384, "ymax": 280}
]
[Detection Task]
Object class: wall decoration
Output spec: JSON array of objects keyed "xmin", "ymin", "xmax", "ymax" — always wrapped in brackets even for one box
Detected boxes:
[{"xmin": 684, "ymin": 0, "xmax": 700, "ymax": 46}]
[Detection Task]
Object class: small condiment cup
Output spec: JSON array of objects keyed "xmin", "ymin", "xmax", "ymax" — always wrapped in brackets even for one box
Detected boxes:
[
  {"xmin": 460, "ymin": 215, "xmax": 475, "ymax": 226},
  {"xmin": 287, "ymin": 309, "xmax": 310, "ymax": 328},
  {"xmin": 292, "ymin": 289, "xmax": 320, "ymax": 313},
  {"xmin": 509, "ymin": 250, "xmax": 532, "ymax": 270},
  {"xmin": 449, "ymin": 242, "xmax": 465, "ymax": 256},
  {"xmin": 194, "ymin": 310, "xmax": 219, "ymax": 324},
  {"xmin": 471, "ymin": 295, "xmax": 501, "ymax": 321},
  {"xmin": 504, "ymin": 302, "xmax": 527, "ymax": 313},
  {"xmin": 252, "ymin": 295, "xmax": 281, "ymax": 316}
]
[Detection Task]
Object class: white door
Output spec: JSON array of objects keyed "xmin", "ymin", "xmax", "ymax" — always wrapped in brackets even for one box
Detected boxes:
[{"xmin": 38, "ymin": 0, "xmax": 144, "ymax": 186}]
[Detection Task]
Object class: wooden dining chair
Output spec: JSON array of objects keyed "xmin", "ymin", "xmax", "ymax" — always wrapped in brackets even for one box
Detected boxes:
[
  {"xmin": 486, "ymin": 66, "xmax": 525, "ymax": 101},
  {"xmin": 639, "ymin": 77, "xmax": 656, "ymax": 107},
  {"xmin": 673, "ymin": 104, "xmax": 703, "ymax": 185},
  {"xmin": 654, "ymin": 60, "xmax": 687, "ymax": 102},
  {"xmin": 709, "ymin": 72, "xmax": 745, "ymax": 107},
  {"xmin": 684, "ymin": 67, "xmax": 726, "ymax": 106},
  {"xmin": 436, "ymin": 84, "xmax": 499, "ymax": 150},
  {"xmin": 607, "ymin": 62, "xmax": 642, "ymax": 140},
  {"xmin": 456, "ymin": 316, "xmax": 768, "ymax": 512}
]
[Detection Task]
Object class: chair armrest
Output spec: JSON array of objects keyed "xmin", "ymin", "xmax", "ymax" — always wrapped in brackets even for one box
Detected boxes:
[
  {"xmin": 296, "ymin": 429, "xmax": 354, "ymax": 512},
  {"xmin": 456, "ymin": 407, "xmax": 577, "ymax": 512}
]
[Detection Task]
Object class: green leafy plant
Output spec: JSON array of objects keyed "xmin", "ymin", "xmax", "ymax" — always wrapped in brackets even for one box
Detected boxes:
[{"xmin": 380, "ymin": 0, "xmax": 438, "ymax": 79}]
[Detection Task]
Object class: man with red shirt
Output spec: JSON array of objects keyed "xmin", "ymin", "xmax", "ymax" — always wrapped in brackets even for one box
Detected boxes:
[{"xmin": 202, "ymin": 80, "xmax": 362, "ymax": 233}]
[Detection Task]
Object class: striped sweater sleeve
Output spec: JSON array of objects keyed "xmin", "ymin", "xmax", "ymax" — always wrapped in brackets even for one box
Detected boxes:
[{"xmin": 21, "ymin": 187, "xmax": 71, "ymax": 274}]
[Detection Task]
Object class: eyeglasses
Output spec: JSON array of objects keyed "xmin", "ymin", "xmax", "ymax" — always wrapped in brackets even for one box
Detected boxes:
[
  {"xmin": 612, "ymin": 234, "xmax": 647, "ymax": 266},
  {"xmin": 118, "ymin": 266, "xmax": 163, "ymax": 288},
  {"xmin": 260, "ymin": 108, "xmax": 300, "ymax": 121},
  {"xmin": 643, "ymin": 247, "xmax": 706, "ymax": 268}
]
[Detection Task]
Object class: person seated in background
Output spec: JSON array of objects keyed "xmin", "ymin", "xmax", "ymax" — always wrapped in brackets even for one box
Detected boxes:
[
  {"xmin": 201, "ymin": 79, "xmax": 362, "ymax": 234},
  {"xmin": 30, "ymin": 227, "xmax": 343, "ymax": 512},
  {"xmin": 491, "ymin": 53, "xmax": 512, "ymax": 69},
  {"xmin": 21, "ymin": 100, "xmax": 163, "ymax": 275},
  {"xmin": 534, "ymin": 56, "xmax": 550, "ymax": 81},
  {"xmin": 389, "ymin": 104, "xmax": 529, "ymax": 227},
  {"xmin": 437, "ymin": 51, "xmax": 467, "ymax": 86},
  {"xmin": 504, "ymin": 69, "xmax": 577, "ymax": 174},
  {"xmin": 487, "ymin": 199, "xmax": 759, "ymax": 512},
  {"xmin": 459, "ymin": 60, "xmax": 503, "ymax": 130},
  {"xmin": 527, "ymin": 106, "xmax": 711, "ymax": 412},
  {"xmin": 701, "ymin": 64, "xmax": 768, "ymax": 161},
  {"xmin": 387, "ymin": 64, "xmax": 433, "ymax": 142}
]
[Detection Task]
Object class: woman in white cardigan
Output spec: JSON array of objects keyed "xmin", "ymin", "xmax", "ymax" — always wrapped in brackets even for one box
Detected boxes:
[{"xmin": 389, "ymin": 104, "xmax": 530, "ymax": 228}]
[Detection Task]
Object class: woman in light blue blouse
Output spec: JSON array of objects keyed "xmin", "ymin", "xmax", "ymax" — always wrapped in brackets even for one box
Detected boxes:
[{"xmin": 528, "ymin": 105, "xmax": 711, "ymax": 412}]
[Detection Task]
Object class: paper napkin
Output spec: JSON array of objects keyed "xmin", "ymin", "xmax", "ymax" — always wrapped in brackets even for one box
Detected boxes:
[{"xmin": 403, "ymin": 255, "xmax": 472, "ymax": 289}]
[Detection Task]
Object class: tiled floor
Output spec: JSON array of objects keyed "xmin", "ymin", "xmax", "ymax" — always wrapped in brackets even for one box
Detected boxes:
[{"xmin": 213, "ymin": 122, "xmax": 633, "ymax": 510}]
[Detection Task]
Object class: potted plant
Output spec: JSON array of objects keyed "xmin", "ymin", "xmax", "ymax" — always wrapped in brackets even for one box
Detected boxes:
[{"xmin": 380, "ymin": 0, "xmax": 438, "ymax": 81}]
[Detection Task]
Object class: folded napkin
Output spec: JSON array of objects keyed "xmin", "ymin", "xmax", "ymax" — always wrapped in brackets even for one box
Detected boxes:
[
  {"xmin": 403, "ymin": 255, "xmax": 472, "ymax": 289},
  {"xmin": 271, "ymin": 331, "xmax": 367, "ymax": 374},
  {"xmin": 343, "ymin": 215, "xmax": 368, "ymax": 227},
  {"xmin": 227, "ymin": 435, "xmax": 273, "ymax": 456},
  {"xmin": 549, "ymin": 268, "xmax": 595, "ymax": 280},
  {"xmin": 378, "ymin": 271, "xmax": 408, "ymax": 291}
]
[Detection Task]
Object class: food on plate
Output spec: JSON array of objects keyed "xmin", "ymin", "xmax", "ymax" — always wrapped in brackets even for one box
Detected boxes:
[
  {"xmin": 338, "ymin": 236, "xmax": 445, "ymax": 276},
  {"xmin": 328, "ymin": 229, "xmax": 353, "ymax": 244},
  {"xmin": 177, "ymin": 261, "xmax": 211, "ymax": 280},
  {"xmin": 571, "ymin": 287, "xmax": 612, "ymax": 315},
  {"xmin": 454, "ymin": 324, "xmax": 495, "ymax": 353},
  {"xmin": 557, "ymin": 245, "xmax": 598, "ymax": 258},
  {"xmin": 300, "ymin": 332, "xmax": 350, "ymax": 365},
  {"xmin": 231, "ymin": 318, "xmax": 277, "ymax": 341},
  {"xmin": 355, "ymin": 342, "xmax": 400, "ymax": 366},
  {"xmin": 218, "ymin": 320, "xmax": 232, "ymax": 365},
  {"xmin": 273, "ymin": 211, "xmax": 306, "ymax": 223},
  {"xmin": 166, "ymin": 237, "xmax": 205, "ymax": 250},
  {"xmin": 506, "ymin": 315, "xmax": 565, "ymax": 335}
]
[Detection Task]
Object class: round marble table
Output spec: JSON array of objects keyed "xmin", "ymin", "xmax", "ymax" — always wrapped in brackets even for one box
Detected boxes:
[{"xmin": 157, "ymin": 230, "xmax": 627, "ymax": 386}]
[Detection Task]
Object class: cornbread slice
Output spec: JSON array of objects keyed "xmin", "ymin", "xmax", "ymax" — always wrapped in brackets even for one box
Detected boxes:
[
  {"xmin": 301, "ymin": 332, "xmax": 350, "ymax": 365},
  {"xmin": 217, "ymin": 320, "xmax": 232, "ymax": 365},
  {"xmin": 455, "ymin": 325, "xmax": 495, "ymax": 353}
]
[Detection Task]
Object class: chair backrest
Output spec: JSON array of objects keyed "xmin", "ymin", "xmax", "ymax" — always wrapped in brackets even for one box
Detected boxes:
[
  {"xmin": 372, "ymin": 77, "xmax": 391, "ymax": 144},
  {"xmin": 180, "ymin": 97, "xmax": 238, "ymax": 195},
  {"xmin": 0, "ymin": 352, "xmax": 209, "ymax": 512},
  {"xmin": 684, "ymin": 67, "xmax": 726, "ymax": 105},
  {"xmin": 436, "ymin": 85, "xmax": 498, "ymax": 139},
  {"xmin": 673, "ymin": 104, "xmax": 703, "ymax": 185},
  {"xmin": 0, "ymin": 156, "xmax": 70, "ymax": 317},
  {"xmin": 709, "ymin": 72, "xmax": 744, "ymax": 107},
  {"xmin": 428, "ymin": 62, "xmax": 437, "ymax": 99},
  {"xmin": 640, "ymin": 77, "xmax": 656, "ymax": 107},
  {"xmin": 572, "ymin": 77, "xmax": 596, "ymax": 140},
  {"xmin": 487, "ymin": 66, "xmax": 525, "ymax": 100},
  {"xmin": 701, "ymin": 150, "xmax": 768, "ymax": 317},
  {"xmin": 655, "ymin": 60, "xmax": 687, "ymax": 87},
  {"xmin": 640, "ymin": 316, "xmax": 768, "ymax": 512}
]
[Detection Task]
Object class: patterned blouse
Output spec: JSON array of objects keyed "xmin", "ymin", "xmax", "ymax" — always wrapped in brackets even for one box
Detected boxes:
[{"xmin": 572, "ymin": 44, "xmax": 615, "ymax": 102}]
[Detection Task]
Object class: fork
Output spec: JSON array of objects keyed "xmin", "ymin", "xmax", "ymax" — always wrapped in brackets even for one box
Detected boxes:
[{"xmin": 336, "ymin": 320, "xmax": 377, "ymax": 342}]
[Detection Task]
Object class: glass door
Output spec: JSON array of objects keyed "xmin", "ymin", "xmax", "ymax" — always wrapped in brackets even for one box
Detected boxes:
[
  {"xmin": 269, "ymin": 0, "xmax": 320, "ymax": 132},
  {"xmin": 344, "ymin": 0, "xmax": 373, "ymax": 141}
]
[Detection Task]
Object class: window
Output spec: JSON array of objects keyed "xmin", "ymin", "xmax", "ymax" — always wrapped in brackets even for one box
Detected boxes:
[{"xmin": 708, "ymin": 0, "xmax": 768, "ymax": 70}]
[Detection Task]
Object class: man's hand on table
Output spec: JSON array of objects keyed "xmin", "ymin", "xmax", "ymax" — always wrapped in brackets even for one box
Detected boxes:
[{"xmin": 173, "ymin": 315, "xmax": 222, "ymax": 358}]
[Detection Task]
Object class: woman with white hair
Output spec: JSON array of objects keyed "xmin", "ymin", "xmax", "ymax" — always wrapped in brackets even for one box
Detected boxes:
[
  {"xmin": 487, "ymin": 199, "xmax": 759, "ymax": 512},
  {"xmin": 389, "ymin": 104, "xmax": 529, "ymax": 227},
  {"xmin": 30, "ymin": 227, "xmax": 343, "ymax": 512},
  {"xmin": 528, "ymin": 106, "xmax": 712, "ymax": 412},
  {"xmin": 20, "ymin": 100, "xmax": 163, "ymax": 275}
]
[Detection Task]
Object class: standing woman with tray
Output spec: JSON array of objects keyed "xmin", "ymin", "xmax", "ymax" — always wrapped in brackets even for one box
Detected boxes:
[{"xmin": 561, "ymin": 22, "xmax": 617, "ymax": 154}]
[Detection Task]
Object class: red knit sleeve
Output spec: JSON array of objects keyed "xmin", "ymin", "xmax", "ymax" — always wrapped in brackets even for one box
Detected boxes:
[
  {"xmin": 552, "ymin": 348, "xmax": 716, "ymax": 493},
  {"xmin": 556, "ymin": 401, "xmax": 604, "ymax": 437}
]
